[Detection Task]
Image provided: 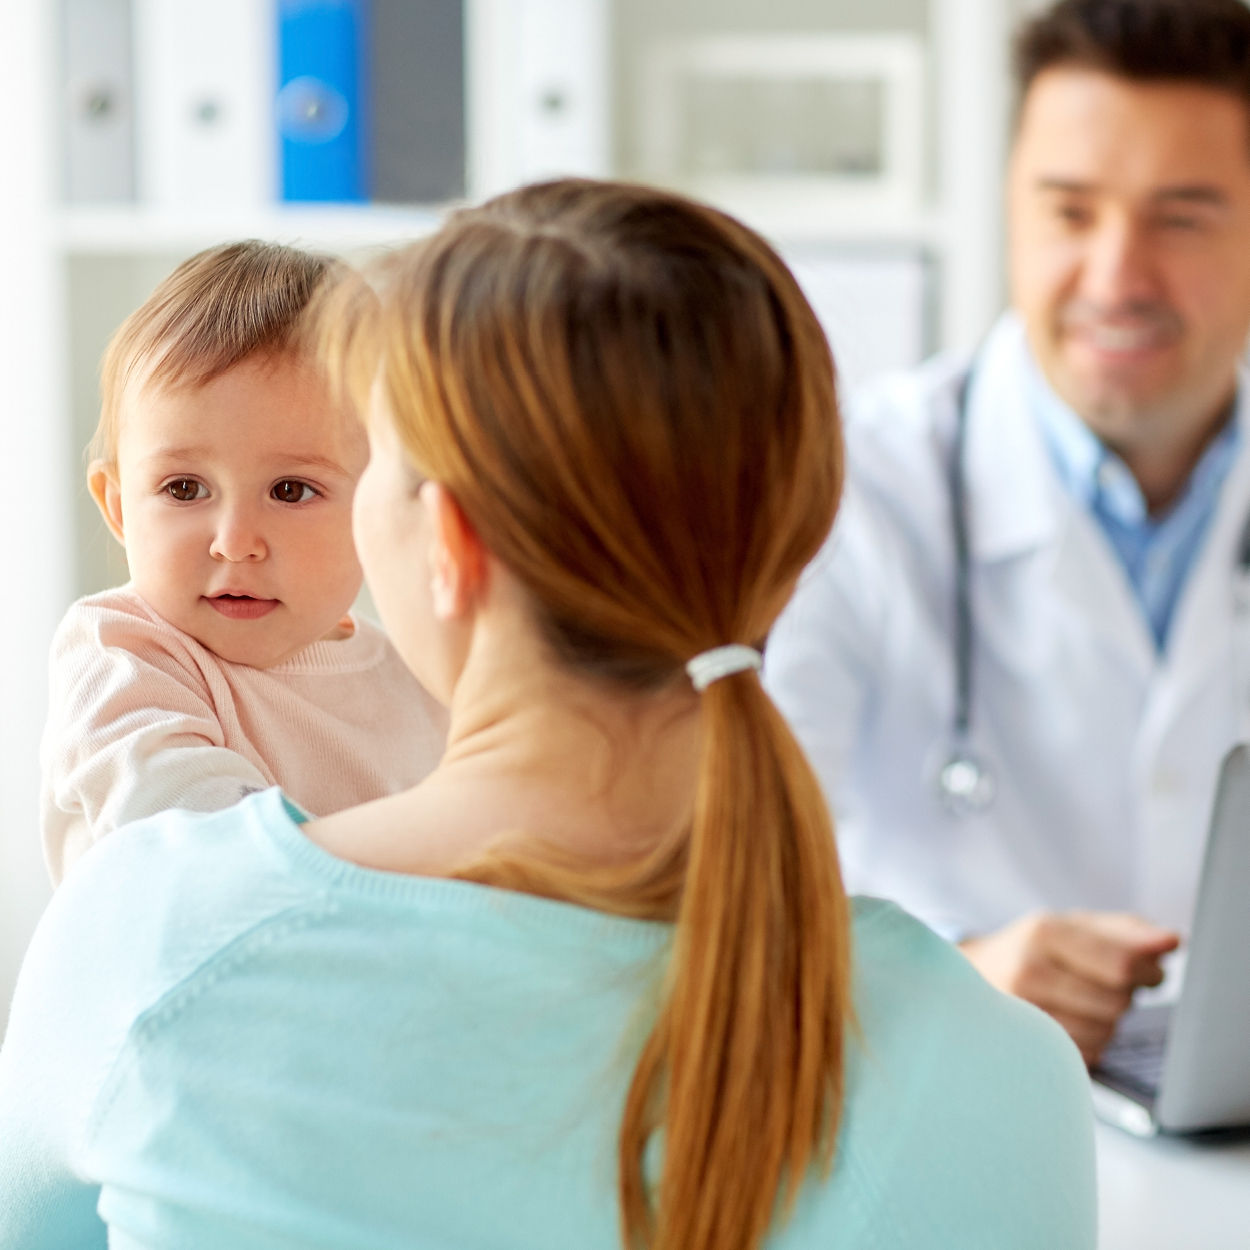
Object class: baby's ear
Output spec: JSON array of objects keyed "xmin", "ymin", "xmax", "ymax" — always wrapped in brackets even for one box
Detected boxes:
[{"xmin": 87, "ymin": 461, "xmax": 126, "ymax": 546}]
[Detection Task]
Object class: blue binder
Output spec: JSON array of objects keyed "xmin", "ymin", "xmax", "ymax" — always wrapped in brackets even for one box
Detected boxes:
[{"xmin": 277, "ymin": 0, "xmax": 370, "ymax": 202}]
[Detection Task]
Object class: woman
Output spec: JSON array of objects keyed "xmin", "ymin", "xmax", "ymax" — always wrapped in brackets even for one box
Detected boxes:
[{"xmin": 0, "ymin": 180, "xmax": 1096, "ymax": 1249}]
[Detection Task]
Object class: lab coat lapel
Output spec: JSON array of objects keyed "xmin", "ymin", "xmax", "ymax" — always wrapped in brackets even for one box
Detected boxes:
[
  {"xmin": 963, "ymin": 316, "xmax": 1155, "ymax": 684},
  {"xmin": 1129, "ymin": 386, "xmax": 1250, "ymax": 929},
  {"xmin": 1142, "ymin": 387, "xmax": 1250, "ymax": 732},
  {"xmin": 1047, "ymin": 508, "xmax": 1157, "ymax": 681}
]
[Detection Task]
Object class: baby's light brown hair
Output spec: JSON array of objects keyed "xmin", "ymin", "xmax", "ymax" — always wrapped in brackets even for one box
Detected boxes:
[{"xmin": 92, "ymin": 239, "xmax": 337, "ymax": 466}]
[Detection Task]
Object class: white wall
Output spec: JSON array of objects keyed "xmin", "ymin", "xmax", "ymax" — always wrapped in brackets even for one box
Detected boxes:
[{"xmin": 0, "ymin": 0, "xmax": 70, "ymax": 1038}]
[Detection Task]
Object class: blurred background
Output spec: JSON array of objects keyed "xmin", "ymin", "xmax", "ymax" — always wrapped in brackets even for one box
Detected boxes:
[{"xmin": 0, "ymin": 0, "xmax": 1041, "ymax": 1032}]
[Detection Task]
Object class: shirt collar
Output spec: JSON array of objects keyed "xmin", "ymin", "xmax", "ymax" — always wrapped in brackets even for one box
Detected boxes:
[{"xmin": 1027, "ymin": 353, "xmax": 1242, "ymax": 529}]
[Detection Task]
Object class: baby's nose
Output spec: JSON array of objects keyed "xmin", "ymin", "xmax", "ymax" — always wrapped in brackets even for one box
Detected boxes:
[{"xmin": 209, "ymin": 510, "xmax": 267, "ymax": 562}]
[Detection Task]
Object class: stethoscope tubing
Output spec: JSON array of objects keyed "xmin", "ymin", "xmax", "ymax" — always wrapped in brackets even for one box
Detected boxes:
[
  {"xmin": 949, "ymin": 370, "xmax": 975, "ymax": 743},
  {"xmin": 936, "ymin": 367, "xmax": 994, "ymax": 815}
]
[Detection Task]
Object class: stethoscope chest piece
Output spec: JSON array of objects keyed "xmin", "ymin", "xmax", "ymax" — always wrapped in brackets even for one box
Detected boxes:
[{"xmin": 933, "ymin": 743, "xmax": 997, "ymax": 818}]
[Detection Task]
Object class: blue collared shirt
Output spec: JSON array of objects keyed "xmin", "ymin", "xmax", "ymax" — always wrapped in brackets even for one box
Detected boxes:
[{"xmin": 1028, "ymin": 363, "xmax": 1240, "ymax": 652}]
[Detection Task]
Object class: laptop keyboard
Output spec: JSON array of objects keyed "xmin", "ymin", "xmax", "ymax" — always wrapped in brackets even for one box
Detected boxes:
[{"xmin": 1098, "ymin": 1031, "xmax": 1167, "ymax": 1096}]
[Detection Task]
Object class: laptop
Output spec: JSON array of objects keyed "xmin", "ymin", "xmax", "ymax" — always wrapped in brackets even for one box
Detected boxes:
[{"xmin": 1092, "ymin": 743, "xmax": 1250, "ymax": 1137}]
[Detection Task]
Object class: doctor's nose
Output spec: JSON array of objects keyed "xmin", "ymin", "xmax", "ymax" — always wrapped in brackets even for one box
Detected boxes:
[
  {"xmin": 209, "ymin": 509, "xmax": 267, "ymax": 562},
  {"xmin": 1077, "ymin": 217, "xmax": 1161, "ymax": 310}
]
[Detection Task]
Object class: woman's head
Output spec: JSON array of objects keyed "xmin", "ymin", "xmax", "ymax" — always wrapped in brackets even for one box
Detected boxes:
[
  {"xmin": 343, "ymin": 178, "xmax": 842, "ymax": 700},
  {"xmin": 330, "ymin": 179, "xmax": 851, "ymax": 1250}
]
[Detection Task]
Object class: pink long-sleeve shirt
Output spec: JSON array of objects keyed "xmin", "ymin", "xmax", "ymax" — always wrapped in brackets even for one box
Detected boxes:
[{"xmin": 41, "ymin": 585, "xmax": 447, "ymax": 884}]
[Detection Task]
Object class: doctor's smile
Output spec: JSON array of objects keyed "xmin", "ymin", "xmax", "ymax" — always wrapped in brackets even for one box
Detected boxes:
[{"xmin": 1059, "ymin": 304, "xmax": 1182, "ymax": 365}]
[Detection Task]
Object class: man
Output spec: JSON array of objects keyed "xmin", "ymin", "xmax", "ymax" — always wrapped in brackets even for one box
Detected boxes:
[{"xmin": 765, "ymin": 0, "xmax": 1250, "ymax": 1064}]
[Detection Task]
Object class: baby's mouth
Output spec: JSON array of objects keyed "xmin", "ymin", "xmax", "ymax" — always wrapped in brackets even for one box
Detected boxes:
[{"xmin": 206, "ymin": 593, "xmax": 279, "ymax": 620}]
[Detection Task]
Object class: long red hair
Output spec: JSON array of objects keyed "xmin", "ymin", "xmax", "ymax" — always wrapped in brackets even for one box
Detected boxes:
[{"xmin": 327, "ymin": 178, "xmax": 849, "ymax": 1250}]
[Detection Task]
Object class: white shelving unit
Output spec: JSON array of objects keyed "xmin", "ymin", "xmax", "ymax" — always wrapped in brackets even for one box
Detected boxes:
[
  {"xmin": 1, "ymin": 0, "xmax": 1024, "ymax": 1034},
  {"xmin": 2, "ymin": 0, "xmax": 67, "ymax": 1037},
  {"xmin": 53, "ymin": 204, "xmax": 447, "ymax": 255}
]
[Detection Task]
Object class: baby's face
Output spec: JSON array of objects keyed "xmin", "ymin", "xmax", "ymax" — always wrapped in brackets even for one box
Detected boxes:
[{"xmin": 94, "ymin": 352, "xmax": 368, "ymax": 667}]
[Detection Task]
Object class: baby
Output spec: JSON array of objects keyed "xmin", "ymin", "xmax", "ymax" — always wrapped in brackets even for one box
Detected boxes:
[{"xmin": 41, "ymin": 240, "xmax": 447, "ymax": 884}]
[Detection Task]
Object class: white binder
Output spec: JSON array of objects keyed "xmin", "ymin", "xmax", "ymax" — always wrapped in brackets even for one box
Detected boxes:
[
  {"xmin": 133, "ymin": 0, "xmax": 276, "ymax": 207},
  {"xmin": 466, "ymin": 0, "xmax": 609, "ymax": 200},
  {"xmin": 61, "ymin": 0, "xmax": 135, "ymax": 202}
]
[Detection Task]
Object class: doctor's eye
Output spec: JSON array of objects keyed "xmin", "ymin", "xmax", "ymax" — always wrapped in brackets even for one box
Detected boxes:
[
  {"xmin": 1156, "ymin": 214, "xmax": 1205, "ymax": 234},
  {"xmin": 1054, "ymin": 202, "xmax": 1093, "ymax": 229},
  {"xmin": 271, "ymin": 479, "xmax": 318, "ymax": 504},
  {"xmin": 162, "ymin": 478, "xmax": 207, "ymax": 502}
]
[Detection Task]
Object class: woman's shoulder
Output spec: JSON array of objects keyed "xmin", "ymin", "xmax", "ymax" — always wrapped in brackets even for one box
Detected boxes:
[
  {"xmin": 796, "ymin": 897, "xmax": 1098, "ymax": 1249},
  {"xmin": 43, "ymin": 790, "xmax": 315, "ymax": 1009},
  {"xmin": 849, "ymin": 894, "xmax": 987, "ymax": 998},
  {"xmin": 848, "ymin": 895, "xmax": 1091, "ymax": 1104},
  {"xmin": 2, "ymin": 792, "xmax": 313, "ymax": 1165}
]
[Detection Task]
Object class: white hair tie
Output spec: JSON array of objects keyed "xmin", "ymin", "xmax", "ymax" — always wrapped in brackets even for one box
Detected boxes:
[{"xmin": 685, "ymin": 644, "xmax": 763, "ymax": 692}]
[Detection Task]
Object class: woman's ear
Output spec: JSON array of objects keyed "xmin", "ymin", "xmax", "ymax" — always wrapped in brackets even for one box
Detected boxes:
[
  {"xmin": 87, "ymin": 461, "xmax": 126, "ymax": 546},
  {"xmin": 420, "ymin": 482, "xmax": 487, "ymax": 620}
]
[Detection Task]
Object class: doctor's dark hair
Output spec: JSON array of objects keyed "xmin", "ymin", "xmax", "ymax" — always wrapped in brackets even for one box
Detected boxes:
[
  {"xmin": 92, "ymin": 239, "xmax": 336, "ymax": 465},
  {"xmin": 322, "ymin": 178, "xmax": 849, "ymax": 1250},
  {"xmin": 1015, "ymin": 0, "xmax": 1250, "ymax": 119}
]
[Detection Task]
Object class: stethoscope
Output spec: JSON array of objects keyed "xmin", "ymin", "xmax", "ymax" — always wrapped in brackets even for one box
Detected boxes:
[
  {"xmin": 933, "ymin": 365, "xmax": 1250, "ymax": 818},
  {"xmin": 933, "ymin": 369, "xmax": 997, "ymax": 817}
]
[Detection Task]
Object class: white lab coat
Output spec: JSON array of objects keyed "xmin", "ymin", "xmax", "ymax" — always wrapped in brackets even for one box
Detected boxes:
[{"xmin": 765, "ymin": 314, "xmax": 1250, "ymax": 941}]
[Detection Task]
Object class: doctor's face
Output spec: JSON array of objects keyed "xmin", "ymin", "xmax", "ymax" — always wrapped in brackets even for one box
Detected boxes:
[{"xmin": 1008, "ymin": 68, "xmax": 1250, "ymax": 463}]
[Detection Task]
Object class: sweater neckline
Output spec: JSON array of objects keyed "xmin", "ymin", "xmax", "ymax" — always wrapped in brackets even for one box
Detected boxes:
[
  {"xmin": 249, "ymin": 787, "xmax": 674, "ymax": 953},
  {"xmin": 267, "ymin": 614, "xmax": 389, "ymax": 675}
]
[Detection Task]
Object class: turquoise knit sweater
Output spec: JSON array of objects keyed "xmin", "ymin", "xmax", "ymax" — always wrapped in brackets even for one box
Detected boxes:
[{"xmin": 0, "ymin": 787, "xmax": 1095, "ymax": 1249}]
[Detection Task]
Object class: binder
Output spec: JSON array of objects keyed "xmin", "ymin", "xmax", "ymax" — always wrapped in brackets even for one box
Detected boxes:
[
  {"xmin": 371, "ymin": 0, "xmax": 465, "ymax": 204},
  {"xmin": 133, "ymin": 0, "xmax": 276, "ymax": 207},
  {"xmin": 467, "ymin": 0, "xmax": 609, "ymax": 200},
  {"xmin": 61, "ymin": 0, "xmax": 135, "ymax": 203},
  {"xmin": 278, "ymin": 0, "xmax": 369, "ymax": 203},
  {"xmin": 515, "ymin": 0, "xmax": 609, "ymax": 183}
]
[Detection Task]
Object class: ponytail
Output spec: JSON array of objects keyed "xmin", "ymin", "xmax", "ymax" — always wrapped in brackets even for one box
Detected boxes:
[{"xmin": 619, "ymin": 674, "xmax": 851, "ymax": 1250}]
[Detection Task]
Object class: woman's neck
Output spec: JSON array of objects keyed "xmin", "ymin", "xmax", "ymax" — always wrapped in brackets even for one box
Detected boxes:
[{"xmin": 307, "ymin": 632, "xmax": 702, "ymax": 878}]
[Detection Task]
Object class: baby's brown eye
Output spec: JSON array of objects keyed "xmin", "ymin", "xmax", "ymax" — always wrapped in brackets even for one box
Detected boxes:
[
  {"xmin": 272, "ymin": 480, "xmax": 314, "ymax": 504},
  {"xmin": 165, "ymin": 479, "xmax": 201, "ymax": 502}
]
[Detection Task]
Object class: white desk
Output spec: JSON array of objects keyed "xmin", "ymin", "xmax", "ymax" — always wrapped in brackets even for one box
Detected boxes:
[{"xmin": 1097, "ymin": 1121, "xmax": 1250, "ymax": 1248}]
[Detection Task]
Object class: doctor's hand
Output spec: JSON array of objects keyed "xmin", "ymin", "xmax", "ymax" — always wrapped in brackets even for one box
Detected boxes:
[{"xmin": 958, "ymin": 911, "xmax": 1181, "ymax": 1065}]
